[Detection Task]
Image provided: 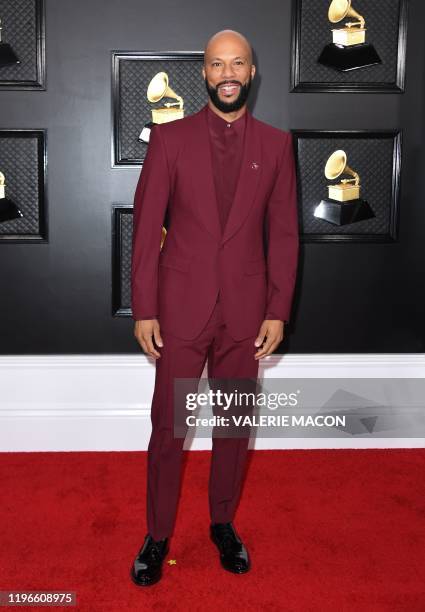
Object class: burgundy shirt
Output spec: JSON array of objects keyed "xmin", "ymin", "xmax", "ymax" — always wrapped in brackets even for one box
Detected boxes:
[
  {"xmin": 206, "ymin": 105, "xmax": 280, "ymax": 321},
  {"xmin": 141, "ymin": 106, "xmax": 281, "ymax": 322},
  {"xmin": 206, "ymin": 104, "xmax": 246, "ymax": 232}
]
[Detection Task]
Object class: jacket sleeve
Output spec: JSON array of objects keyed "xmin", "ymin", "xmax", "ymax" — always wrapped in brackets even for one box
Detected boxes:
[
  {"xmin": 265, "ymin": 131, "xmax": 299, "ymax": 323},
  {"xmin": 264, "ymin": 312, "xmax": 287, "ymax": 323},
  {"xmin": 131, "ymin": 125, "xmax": 170, "ymax": 321}
]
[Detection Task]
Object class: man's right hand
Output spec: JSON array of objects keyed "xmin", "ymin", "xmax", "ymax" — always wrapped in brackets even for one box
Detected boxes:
[{"xmin": 134, "ymin": 319, "xmax": 164, "ymax": 359}]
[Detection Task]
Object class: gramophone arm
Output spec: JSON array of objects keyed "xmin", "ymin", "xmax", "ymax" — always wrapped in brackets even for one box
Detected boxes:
[
  {"xmin": 340, "ymin": 165, "xmax": 360, "ymax": 185},
  {"xmin": 345, "ymin": 19, "xmax": 365, "ymax": 28},
  {"xmin": 344, "ymin": 7, "xmax": 365, "ymax": 29},
  {"xmin": 164, "ymin": 95, "xmax": 183, "ymax": 109}
]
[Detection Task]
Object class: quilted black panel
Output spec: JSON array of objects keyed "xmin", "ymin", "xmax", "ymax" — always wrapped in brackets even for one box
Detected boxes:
[
  {"xmin": 112, "ymin": 206, "xmax": 133, "ymax": 315},
  {"xmin": 0, "ymin": 131, "xmax": 46, "ymax": 238},
  {"xmin": 0, "ymin": 0, "xmax": 44, "ymax": 87},
  {"xmin": 120, "ymin": 209, "xmax": 133, "ymax": 310},
  {"xmin": 293, "ymin": 131, "xmax": 400, "ymax": 238},
  {"xmin": 294, "ymin": 0, "xmax": 404, "ymax": 85},
  {"xmin": 114, "ymin": 53, "xmax": 207, "ymax": 165}
]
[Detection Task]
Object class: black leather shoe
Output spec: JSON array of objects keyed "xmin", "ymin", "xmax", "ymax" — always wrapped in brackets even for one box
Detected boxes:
[
  {"xmin": 210, "ymin": 522, "xmax": 250, "ymax": 574},
  {"xmin": 130, "ymin": 534, "xmax": 169, "ymax": 586}
]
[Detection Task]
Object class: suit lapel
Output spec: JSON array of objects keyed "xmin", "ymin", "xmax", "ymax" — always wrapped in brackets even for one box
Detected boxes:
[
  {"xmin": 189, "ymin": 105, "xmax": 222, "ymax": 243},
  {"xmin": 189, "ymin": 104, "xmax": 262, "ymax": 245},
  {"xmin": 222, "ymin": 107, "xmax": 262, "ymax": 243}
]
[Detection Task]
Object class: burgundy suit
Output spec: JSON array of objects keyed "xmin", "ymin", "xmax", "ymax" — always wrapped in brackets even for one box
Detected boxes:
[{"xmin": 131, "ymin": 103, "xmax": 299, "ymax": 540}]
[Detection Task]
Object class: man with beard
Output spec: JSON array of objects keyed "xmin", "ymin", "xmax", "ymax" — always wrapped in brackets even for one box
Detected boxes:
[{"xmin": 130, "ymin": 29, "xmax": 299, "ymax": 585}]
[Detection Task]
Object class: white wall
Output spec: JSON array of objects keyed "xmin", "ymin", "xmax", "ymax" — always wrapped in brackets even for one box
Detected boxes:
[{"xmin": 0, "ymin": 354, "xmax": 424, "ymax": 451}]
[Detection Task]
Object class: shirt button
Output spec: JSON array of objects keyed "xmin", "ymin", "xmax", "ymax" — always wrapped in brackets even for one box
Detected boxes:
[{"xmin": 226, "ymin": 123, "xmax": 231, "ymax": 128}]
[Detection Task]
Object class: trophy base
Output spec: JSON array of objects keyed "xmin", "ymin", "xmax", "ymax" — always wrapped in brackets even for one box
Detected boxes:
[
  {"xmin": 0, "ymin": 198, "xmax": 24, "ymax": 223},
  {"xmin": 138, "ymin": 122, "xmax": 155, "ymax": 144},
  {"xmin": 313, "ymin": 198, "xmax": 375, "ymax": 226},
  {"xmin": 152, "ymin": 108, "xmax": 184, "ymax": 124},
  {"xmin": 317, "ymin": 42, "xmax": 381, "ymax": 72},
  {"xmin": 0, "ymin": 43, "xmax": 20, "ymax": 68}
]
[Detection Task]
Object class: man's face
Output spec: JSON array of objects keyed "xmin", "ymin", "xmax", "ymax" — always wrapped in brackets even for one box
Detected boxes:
[{"xmin": 203, "ymin": 47, "xmax": 255, "ymax": 113}]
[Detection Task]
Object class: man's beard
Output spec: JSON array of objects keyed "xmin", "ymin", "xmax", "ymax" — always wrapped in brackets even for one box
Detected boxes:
[{"xmin": 204, "ymin": 75, "xmax": 252, "ymax": 113}]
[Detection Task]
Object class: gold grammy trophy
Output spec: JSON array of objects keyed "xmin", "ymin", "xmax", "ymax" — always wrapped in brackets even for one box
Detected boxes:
[
  {"xmin": 0, "ymin": 17, "xmax": 20, "ymax": 67},
  {"xmin": 313, "ymin": 150, "xmax": 374, "ymax": 226},
  {"xmin": 138, "ymin": 71, "xmax": 185, "ymax": 143},
  {"xmin": 0, "ymin": 171, "xmax": 23, "ymax": 223},
  {"xmin": 318, "ymin": 0, "xmax": 381, "ymax": 71}
]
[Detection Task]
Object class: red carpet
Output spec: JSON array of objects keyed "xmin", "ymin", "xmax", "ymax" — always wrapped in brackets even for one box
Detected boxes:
[{"xmin": 1, "ymin": 449, "xmax": 424, "ymax": 611}]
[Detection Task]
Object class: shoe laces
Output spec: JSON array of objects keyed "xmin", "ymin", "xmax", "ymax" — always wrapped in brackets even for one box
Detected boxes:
[
  {"xmin": 149, "ymin": 542, "xmax": 162, "ymax": 561},
  {"xmin": 214, "ymin": 523, "xmax": 241, "ymax": 551},
  {"xmin": 139, "ymin": 537, "xmax": 166, "ymax": 562}
]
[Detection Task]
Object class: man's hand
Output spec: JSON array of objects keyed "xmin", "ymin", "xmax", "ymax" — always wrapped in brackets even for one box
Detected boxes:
[
  {"xmin": 134, "ymin": 319, "xmax": 163, "ymax": 359},
  {"xmin": 254, "ymin": 319, "xmax": 284, "ymax": 359}
]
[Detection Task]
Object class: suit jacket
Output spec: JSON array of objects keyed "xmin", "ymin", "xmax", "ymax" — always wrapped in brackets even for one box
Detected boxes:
[{"xmin": 131, "ymin": 103, "xmax": 299, "ymax": 341}]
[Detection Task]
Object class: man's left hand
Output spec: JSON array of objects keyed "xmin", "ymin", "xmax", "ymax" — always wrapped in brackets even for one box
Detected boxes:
[{"xmin": 254, "ymin": 320, "xmax": 284, "ymax": 359}]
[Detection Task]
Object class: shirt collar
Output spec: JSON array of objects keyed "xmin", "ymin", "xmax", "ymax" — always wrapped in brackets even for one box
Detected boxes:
[{"xmin": 206, "ymin": 103, "xmax": 247, "ymax": 136}]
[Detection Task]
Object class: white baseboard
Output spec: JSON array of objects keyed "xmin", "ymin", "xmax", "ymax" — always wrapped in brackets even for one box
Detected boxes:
[{"xmin": 0, "ymin": 354, "xmax": 424, "ymax": 451}]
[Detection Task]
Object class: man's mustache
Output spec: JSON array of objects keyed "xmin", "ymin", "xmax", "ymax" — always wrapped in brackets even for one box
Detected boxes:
[{"xmin": 216, "ymin": 80, "xmax": 242, "ymax": 88}]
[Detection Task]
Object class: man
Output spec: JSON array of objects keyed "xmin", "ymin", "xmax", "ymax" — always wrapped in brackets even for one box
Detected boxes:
[{"xmin": 130, "ymin": 29, "xmax": 299, "ymax": 586}]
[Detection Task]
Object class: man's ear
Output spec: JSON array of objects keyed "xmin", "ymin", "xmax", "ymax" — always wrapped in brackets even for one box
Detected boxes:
[
  {"xmin": 202, "ymin": 66, "xmax": 206, "ymax": 80},
  {"xmin": 251, "ymin": 64, "xmax": 256, "ymax": 79}
]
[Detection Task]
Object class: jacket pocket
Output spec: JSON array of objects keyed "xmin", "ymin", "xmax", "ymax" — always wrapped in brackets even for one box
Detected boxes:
[{"xmin": 159, "ymin": 252, "xmax": 191, "ymax": 273}]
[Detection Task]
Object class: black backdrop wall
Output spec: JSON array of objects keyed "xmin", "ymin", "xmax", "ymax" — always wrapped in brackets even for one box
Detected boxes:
[{"xmin": 0, "ymin": 0, "xmax": 424, "ymax": 354}]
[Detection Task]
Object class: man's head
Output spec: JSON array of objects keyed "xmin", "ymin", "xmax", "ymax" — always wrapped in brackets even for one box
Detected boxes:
[{"xmin": 202, "ymin": 30, "xmax": 255, "ymax": 114}]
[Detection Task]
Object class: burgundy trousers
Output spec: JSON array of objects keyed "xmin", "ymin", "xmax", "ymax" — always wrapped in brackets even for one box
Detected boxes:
[{"xmin": 146, "ymin": 292, "xmax": 260, "ymax": 541}]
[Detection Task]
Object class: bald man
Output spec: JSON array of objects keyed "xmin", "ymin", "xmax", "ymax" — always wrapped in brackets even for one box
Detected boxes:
[{"xmin": 131, "ymin": 29, "xmax": 299, "ymax": 586}]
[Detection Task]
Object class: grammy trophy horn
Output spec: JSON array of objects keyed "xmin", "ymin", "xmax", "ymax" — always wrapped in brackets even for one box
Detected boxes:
[
  {"xmin": 147, "ymin": 72, "xmax": 183, "ymax": 107},
  {"xmin": 328, "ymin": 0, "xmax": 365, "ymax": 29},
  {"xmin": 325, "ymin": 150, "xmax": 360, "ymax": 185}
]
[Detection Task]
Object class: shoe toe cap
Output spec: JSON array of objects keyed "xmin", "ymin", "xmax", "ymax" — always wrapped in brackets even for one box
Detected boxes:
[{"xmin": 131, "ymin": 566, "xmax": 159, "ymax": 586}]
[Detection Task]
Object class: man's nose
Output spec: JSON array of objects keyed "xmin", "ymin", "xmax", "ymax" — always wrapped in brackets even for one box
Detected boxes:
[{"xmin": 220, "ymin": 64, "xmax": 236, "ymax": 79}]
